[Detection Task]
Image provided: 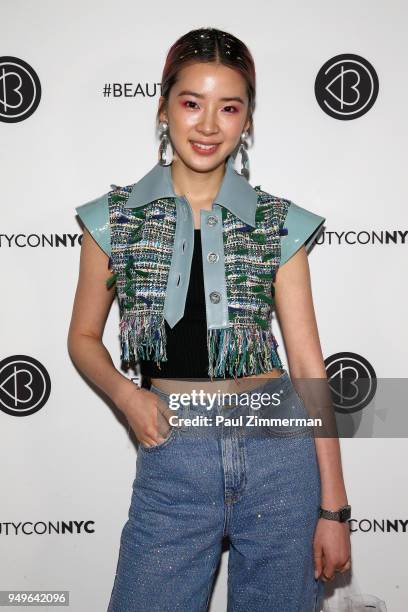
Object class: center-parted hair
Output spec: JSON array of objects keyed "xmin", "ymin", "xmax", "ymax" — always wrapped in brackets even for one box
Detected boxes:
[{"xmin": 157, "ymin": 27, "xmax": 257, "ymax": 139}]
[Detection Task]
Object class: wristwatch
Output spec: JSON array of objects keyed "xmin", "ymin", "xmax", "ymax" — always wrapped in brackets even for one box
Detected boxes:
[{"xmin": 319, "ymin": 504, "xmax": 351, "ymax": 522}]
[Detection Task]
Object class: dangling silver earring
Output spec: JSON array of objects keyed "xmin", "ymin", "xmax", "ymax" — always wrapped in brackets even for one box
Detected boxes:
[
  {"xmin": 158, "ymin": 121, "xmax": 173, "ymax": 166},
  {"xmin": 237, "ymin": 130, "xmax": 250, "ymax": 179}
]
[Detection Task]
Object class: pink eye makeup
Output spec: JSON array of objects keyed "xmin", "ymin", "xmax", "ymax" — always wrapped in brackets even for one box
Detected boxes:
[
  {"xmin": 183, "ymin": 100, "xmax": 199, "ymax": 109},
  {"xmin": 181, "ymin": 100, "xmax": 240, "ymax": 113}
]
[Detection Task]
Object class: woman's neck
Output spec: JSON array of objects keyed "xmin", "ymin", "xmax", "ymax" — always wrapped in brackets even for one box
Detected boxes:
[{"xmin": 170, "ymin": 157, "xmax": 226, "ymax": 207}]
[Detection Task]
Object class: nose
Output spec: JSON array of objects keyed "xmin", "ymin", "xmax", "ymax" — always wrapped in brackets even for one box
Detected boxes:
[{"xmin": 196, "ymin": 107, "xmax": 219, "ymax": 135}]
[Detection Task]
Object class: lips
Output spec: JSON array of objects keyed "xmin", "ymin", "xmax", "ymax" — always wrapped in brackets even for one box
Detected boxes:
[
  {"xmin": 190, "ymin": 140, "xmax": 220, "ymax": 155},
  {"xmin": 191, "ymin": 140, "xmax": 220, "ymax": 146}
]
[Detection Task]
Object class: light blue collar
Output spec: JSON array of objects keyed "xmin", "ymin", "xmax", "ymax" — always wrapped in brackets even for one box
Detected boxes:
[{"xmin": 124, "ymin": 154, "xmax": 258, "ymax": 227}]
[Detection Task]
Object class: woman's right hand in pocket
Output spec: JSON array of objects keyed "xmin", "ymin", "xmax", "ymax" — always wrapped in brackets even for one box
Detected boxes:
[{"xmin": 115, "ymin": 384, "xmax": 175, "ymax": 447}]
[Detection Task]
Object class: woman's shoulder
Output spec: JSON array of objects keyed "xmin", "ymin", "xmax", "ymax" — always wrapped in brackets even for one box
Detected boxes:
[{"xmin": 258, "ymin": 188, "xmax": 326, "ymax": 266}]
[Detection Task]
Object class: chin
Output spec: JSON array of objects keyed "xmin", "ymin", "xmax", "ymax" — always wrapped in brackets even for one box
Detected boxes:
[{"xmin": 176, "ymin": 149, "xmax": 230, "ymax": 172}]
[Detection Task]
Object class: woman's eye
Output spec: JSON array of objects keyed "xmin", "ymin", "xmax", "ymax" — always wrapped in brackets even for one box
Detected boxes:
[{"xmin": 183, "ymin": 101, "xmax": 238, "ymax": 113}]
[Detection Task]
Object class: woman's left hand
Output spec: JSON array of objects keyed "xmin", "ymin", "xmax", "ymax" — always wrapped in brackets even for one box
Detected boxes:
[{"xmin": 313, "ymin": 518, "xmax": 352, "ymax": 581}]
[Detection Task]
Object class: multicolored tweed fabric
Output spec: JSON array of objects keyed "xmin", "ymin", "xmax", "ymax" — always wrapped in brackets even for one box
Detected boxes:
[{"xmin": 106, "ymin": 185, "xmax": 290, "ymax": 380}]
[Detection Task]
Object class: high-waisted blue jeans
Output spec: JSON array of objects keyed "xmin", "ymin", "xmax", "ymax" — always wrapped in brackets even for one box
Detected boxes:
[{"xmin": 107, "ymin": 370, "xmax": 325, "ymax": 611}]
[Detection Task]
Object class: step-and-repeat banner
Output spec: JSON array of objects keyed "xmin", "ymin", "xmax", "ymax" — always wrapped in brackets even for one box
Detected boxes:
[{"xmin": 1, "ymin": 1, "xmax": 406, "ymax": 610}]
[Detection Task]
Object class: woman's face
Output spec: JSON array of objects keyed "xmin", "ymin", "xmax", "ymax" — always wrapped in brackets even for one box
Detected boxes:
[{"xmin": 159, "ymin": 61, "xmax": 251, "ymax": 171}]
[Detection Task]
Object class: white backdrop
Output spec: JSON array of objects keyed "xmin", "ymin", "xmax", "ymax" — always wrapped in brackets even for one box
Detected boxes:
[{"xmin": 1, "ymin": 1, "xmax": 407, "ymax": 610}]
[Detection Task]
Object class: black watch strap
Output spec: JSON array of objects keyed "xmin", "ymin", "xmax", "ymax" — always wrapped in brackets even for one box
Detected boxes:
[{"xmin": 319, "ymin": 504, "xmax": 351, "ymax": 522}]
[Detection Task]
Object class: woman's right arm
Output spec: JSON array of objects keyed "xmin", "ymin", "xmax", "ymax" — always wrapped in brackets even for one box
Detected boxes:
[{"xmin": 67, "ymin": 227, "xmax": 171, "ymax": 447}]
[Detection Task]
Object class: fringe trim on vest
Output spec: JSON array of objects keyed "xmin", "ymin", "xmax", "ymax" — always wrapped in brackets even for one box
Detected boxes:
[
  {"xmin": 207, "ymin": 327, "xmax": 283, "ymax": 379},
  {"xmin": 119, "ymin": 315, "xmax": 167, "ymax": 366}
]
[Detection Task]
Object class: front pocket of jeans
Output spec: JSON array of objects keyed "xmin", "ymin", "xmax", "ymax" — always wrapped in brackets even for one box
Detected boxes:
[
  {"xmin": 139, "ymin": 423, "xmax": 178, "ymax": 452},
  {"xmin": 263, "ymin": 392, "xmax": 313, "ymax": 438}
]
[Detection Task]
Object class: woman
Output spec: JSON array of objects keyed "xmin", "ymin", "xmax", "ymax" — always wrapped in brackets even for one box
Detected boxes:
[{"xmin": 68, "ymin": 27, "xmax": 351, "ymax": 612}]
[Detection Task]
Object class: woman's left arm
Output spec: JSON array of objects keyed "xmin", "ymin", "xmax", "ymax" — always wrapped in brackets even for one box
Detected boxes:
[{"xmin": 274, "ymin": 245, "xmax": 351, "ymax": 580}]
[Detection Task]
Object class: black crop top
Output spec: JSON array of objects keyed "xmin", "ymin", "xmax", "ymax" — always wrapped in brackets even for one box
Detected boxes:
[{"xmin": 139, "ymin": 229, "xmax": 231, "ymax": 381}]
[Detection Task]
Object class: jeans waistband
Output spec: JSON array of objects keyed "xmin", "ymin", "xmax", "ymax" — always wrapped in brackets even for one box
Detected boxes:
[{"xmin": 149, "ymin": 369, "xmax": 293, "ymax": 408}]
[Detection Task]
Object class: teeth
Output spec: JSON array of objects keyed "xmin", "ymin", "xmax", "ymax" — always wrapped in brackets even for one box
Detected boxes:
[{"xmin": 193, "ymin": 142, "xmax": 217, "ymax": 150}]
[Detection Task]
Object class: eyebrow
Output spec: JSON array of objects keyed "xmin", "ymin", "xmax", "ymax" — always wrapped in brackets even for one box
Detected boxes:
[{"xmin": 177, "ymin": 90, "xmax": 245, "ymax": 104}]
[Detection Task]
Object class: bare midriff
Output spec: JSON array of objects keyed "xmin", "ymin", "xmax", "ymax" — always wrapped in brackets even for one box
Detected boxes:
[{"xmin": 149, "ymin": 366, "xmax": 285, "ymax": 397}]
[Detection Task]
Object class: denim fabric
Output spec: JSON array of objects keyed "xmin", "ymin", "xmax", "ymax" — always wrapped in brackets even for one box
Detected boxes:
[{"xmin": 107, "ymin": 370, "xmax": 325, "ymax": 611}]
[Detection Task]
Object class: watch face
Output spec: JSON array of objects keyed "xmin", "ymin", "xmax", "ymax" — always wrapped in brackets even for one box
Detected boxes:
[{"xmin": 340, "ymin": 507, "xmax": 351, "ymax": 521}]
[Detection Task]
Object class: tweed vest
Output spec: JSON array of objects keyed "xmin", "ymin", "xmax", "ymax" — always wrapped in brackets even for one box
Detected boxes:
[{"xmin": 105, "ymin": 185, "xmax": 290, "ymax": 380}]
